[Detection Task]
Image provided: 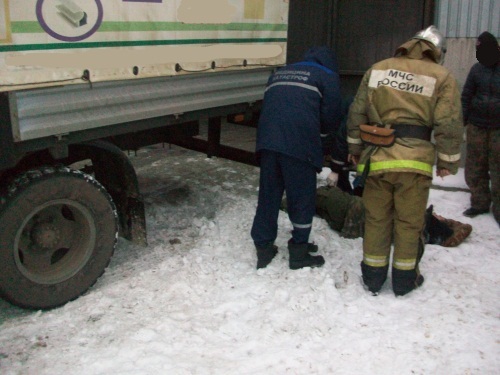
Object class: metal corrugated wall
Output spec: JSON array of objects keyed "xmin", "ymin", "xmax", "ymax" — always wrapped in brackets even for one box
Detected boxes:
[
  {"xmin": 434, "ymin": 0, "xmax": 499, "ymax": 165},
  {"xmin": 435, "ymin": 0, "xmax": 499, "ymax": 37},
  {"xmin": 435, "ymin": 0, "xmax": 499, "ymax": 88},
  {"xmin": 287, "ymin": 1, "xmax": 497, "ymax": 89}
]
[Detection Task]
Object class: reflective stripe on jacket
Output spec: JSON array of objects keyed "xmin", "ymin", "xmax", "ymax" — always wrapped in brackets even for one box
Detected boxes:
[
  {"xmin": 256, "ymin": 48, "xmax": 342, "ymax": 171},
  {"xmin": 347, "ymin": 40, "xmax": 463, "ymax": 176}
]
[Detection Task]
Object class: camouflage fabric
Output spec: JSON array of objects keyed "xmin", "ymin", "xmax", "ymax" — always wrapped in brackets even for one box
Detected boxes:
[
  {"xmin": 465, "ymin": 124, "xmax": 500, "ymax": 224},
  {"xmin": 315, "ymin": 186, "xmax": 351, "ymax": 232},
  {"xmin": 315, "ymin": 186, "xmax": 364, "ymax": 238},
  {"xmin": 340, "ymin": 197, "xmax": 365, "ymax": 239},
  {"xmin": 306, "ymin": 187, "xmax": 470, "ymax": 246},
  {"xmin": 423, "ymin": 205, "xmax": 453, "ymax": 244},
  {"xmin": 433, "ymin": 214, "xmax": 473, "ymax": 247},
  {"xmin": 424, "ymin": 206, "xmax": 473, "ymax": 247},
  {"xmin": 285, "ymin": 187, "xmax": 364, "ymax": 238}
]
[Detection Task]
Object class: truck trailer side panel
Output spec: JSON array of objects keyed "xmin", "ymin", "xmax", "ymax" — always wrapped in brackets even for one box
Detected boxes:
[
  {"xmin": 10, "ymin": 68, "xmax": 272, "ymax": 141},
  {"xmin": 0, "ymin": 0, "xmax": 287, "ymax": 91},
  {"xmin": 0, "ymin": 0, "xmax": 289, "ymax": 310}
]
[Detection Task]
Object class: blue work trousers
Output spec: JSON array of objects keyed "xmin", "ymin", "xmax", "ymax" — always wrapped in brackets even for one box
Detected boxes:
[{"xmin": 251, "ymin": 150, "xmax": 317, "ymax": 247}]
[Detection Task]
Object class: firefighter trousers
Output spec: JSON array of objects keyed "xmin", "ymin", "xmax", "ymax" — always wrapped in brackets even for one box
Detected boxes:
[{"xmin": 362, "ymin": 172, "xmax": 431, "ymax": 271}]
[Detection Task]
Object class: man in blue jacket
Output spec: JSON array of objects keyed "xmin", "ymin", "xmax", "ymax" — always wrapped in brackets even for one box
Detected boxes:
[{"xmin": 251, "ymin": 46, "xmax": 342, "ymax": 269}]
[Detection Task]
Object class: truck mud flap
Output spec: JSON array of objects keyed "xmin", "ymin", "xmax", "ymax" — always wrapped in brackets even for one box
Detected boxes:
[{"xmin": 69, "ymin": 140, "xmax": 148, "ymax": 246}]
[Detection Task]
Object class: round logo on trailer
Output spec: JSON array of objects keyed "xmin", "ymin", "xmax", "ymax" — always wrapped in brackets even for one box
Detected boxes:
[{"xmin": 36, "ymin": 0, "xmax": 103, "ymax": 42}]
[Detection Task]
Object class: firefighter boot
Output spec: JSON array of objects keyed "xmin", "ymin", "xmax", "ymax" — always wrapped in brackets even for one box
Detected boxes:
[
  {"xmin": 288, "ymin": 240, "xmax": 325, "ymax": 270},
  {"xmin": 392, "ymin": 267, "xmax": 424, "ymax": 296},
  {"xmin": 361, "ymin": 262, "xmax": 388, "ymax": 295},
  {"xmin": 256, "ymin": 243, "xmax": 278, "ymax": 269}
]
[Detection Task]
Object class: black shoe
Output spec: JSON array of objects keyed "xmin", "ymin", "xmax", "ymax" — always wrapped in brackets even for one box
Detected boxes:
[
  {"xmin": 392, "ymin": 268, "xmax": 424, "ymax": 296},
  {"xmin": 256, "ymin": 244, "xmax": 278, "ymax": 269},
  {"xmin": 289, "ymin": 254, "xmax": 325, "ymax": 270},
  {"xmin": 463, "ymin": 207, "xmax": 489, "ymax": 218},
  {"xmin": 288, "ymin": 241, "xmax": 325, "ymax": 270},
  {"xmin": 361, "ymin": 262, "xmax": 388, "ymax": 295},
  {"xmin": 307, "ymin": 242, "xmax": 318, "ymax": 253},
  {"xmin": 284, "ymin": 238, "xmax": 317, "ymax": 252}
]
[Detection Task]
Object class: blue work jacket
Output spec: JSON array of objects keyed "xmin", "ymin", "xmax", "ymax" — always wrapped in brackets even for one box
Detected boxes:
[{"xmin": 256, "ymin": 46, "xmax": 342, "ymax": 171}]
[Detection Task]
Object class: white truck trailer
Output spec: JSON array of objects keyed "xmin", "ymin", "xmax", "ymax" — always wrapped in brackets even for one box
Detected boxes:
[{"xmin": 0, "ymin": 0, "xmax": 288, "ymax": 309}]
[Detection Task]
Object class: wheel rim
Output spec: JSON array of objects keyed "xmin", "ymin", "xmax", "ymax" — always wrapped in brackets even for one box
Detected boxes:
[{"xmin": 13, "ymin": 199, "xmax": 97, "ymax": 284}]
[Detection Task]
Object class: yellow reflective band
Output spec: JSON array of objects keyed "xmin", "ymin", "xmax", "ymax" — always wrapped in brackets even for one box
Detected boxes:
[
  {"xmin": 438, "ymin": 152, "xmax": 461, "ymax": 162},
  {"xmin": 357, "ymin": 160, "xmax": 433, "ymax": 174},
  {"xmin": 348, "ymin": 136, "xmax": 363, "ymax": 145},
  {"xmin": 363, "ymin": 254, "xmax": 389, "ymax": 267},
  {"xmin": 393, "ymin": 258, "xmax": 417, "ymax": 270}
]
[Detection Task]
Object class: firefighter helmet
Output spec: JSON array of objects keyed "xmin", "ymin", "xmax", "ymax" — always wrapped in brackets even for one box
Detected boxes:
[{"xmin": 413, "ymin": 25, "xmax": 447, "ymax": 63}]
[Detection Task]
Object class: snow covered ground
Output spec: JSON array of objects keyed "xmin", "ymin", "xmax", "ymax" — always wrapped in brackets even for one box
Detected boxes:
[{"xmin": 1, "ymin": 144, "xmax": 498, "ymax": 375}]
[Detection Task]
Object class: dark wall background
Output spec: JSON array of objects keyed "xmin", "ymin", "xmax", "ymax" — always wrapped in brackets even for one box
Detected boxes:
[{"xmin": 287, "ymin": 0, "xmax": 435, "ymax": 98}]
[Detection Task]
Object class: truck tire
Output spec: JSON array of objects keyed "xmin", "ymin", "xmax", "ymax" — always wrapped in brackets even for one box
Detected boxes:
[{"xmin": 0, "ymin": 166, "xmax": 118, "ymax": 309}]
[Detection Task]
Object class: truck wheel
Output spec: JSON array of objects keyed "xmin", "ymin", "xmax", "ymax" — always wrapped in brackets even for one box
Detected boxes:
[{"xmin": 0, "ymin": 166, "xmax": 118, "ymax": 309}]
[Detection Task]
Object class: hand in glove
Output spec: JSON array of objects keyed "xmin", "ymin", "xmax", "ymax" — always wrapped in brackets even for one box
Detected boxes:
[{"xmin": 326, "ymin": 172, "xmax": 339, "ymax": 187}]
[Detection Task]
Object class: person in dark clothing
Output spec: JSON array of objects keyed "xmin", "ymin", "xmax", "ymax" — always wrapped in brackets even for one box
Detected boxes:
[
  {"xmin": 461, "ymin": 31, "xmax": 500, "ymax": 225},
  {"xmin": 325, "ymin": 96, "xmax": 356, "ymax": 195},
  {"xmin": 251, "ymin": 46, "xmax": 342, "ymax": 270}
]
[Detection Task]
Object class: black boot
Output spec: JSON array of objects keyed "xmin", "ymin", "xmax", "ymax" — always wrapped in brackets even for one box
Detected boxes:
[
  {"xmin": 288, "ymin": 240, "xmax": 325, "ymax": 270},
  {"xmin": 307, "ymin": 242, "xmax": 318, "ymax": 253},
  {"xmin": 288, "ymin": 239, "xmax": 318, "ymax": 253},
  {"xmin": 392, "ymin": 267, "xmax": 424, "ymax": 296},
  {"xmin": 256, "ymin": 243, "xmax": 278, "ymax": 269},
  {"xmin": 361, "ymin": 262, "xmax": 388, "ymax": 295},
  {"xmin": 463, "ymin": 207, "xmax": 489, "ymax": 217}
]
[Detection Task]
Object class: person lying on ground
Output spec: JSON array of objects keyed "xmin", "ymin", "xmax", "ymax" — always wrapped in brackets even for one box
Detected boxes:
[{"xmin": 282, "ymin": 186, "xmax": 472, "ymax": 247}]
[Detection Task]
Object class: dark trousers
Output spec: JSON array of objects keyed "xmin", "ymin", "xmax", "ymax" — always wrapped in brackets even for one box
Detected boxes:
[
  {"xmin": 337, "ymin": 170, "xmax": 353, "ymax": 194},
  {"xmin": 465, "ymin": 124, "xmax": 499, "ymax": 221},
  {"xmin": 251, "ymin": 150, "xmax": 317, "ymax": 247}
]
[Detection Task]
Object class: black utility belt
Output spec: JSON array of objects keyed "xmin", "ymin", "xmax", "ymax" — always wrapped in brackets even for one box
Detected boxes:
[
  {"xmin": 390, "ymin": 124, "xmax": 431, "ymax": 141},
  {"xmin": 359, "ymin": 123, "xmax": 431, "ymax": 148}
]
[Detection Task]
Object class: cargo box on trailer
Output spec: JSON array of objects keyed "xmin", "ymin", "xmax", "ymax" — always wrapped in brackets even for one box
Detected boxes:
[{"xmin": 0, "ymin": 0, "xmax": 287, "ymax": 309}]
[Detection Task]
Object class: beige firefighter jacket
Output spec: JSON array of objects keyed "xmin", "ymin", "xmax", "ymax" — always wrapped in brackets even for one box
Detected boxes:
[{"xmin": 347, "ymin": 39, "xmax": 463, "ymax": 177}]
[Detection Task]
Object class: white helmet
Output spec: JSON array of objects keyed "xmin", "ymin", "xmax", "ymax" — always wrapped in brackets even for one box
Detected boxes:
[{"xmin": 413, "ymin": 25, "xmax": 447, "ymax": 63}]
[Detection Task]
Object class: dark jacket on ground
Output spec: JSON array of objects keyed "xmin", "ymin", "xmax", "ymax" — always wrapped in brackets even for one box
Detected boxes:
[{"xmin": 255, "ymin": 46, "xmax": 342, "ymax": 171}]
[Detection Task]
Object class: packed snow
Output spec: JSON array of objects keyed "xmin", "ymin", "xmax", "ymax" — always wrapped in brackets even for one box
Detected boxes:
[{"xmin": 1, "ymin": 144, "xmax": 498, "ymax": 375}]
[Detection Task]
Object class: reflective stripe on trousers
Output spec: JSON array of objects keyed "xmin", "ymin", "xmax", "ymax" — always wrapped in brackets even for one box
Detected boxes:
[{"xmin": 362, "ymin": 172, "xmax": 431, "ymax": 270}]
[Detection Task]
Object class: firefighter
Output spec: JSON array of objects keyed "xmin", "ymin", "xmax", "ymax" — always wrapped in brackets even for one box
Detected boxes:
[
  {"xmin": 251, "ymin": 46, "xmax": 342, "ymax": 270},
  {"xmin": 346, "ymin": 26, "xmax": 463, "ymax": 296}
]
